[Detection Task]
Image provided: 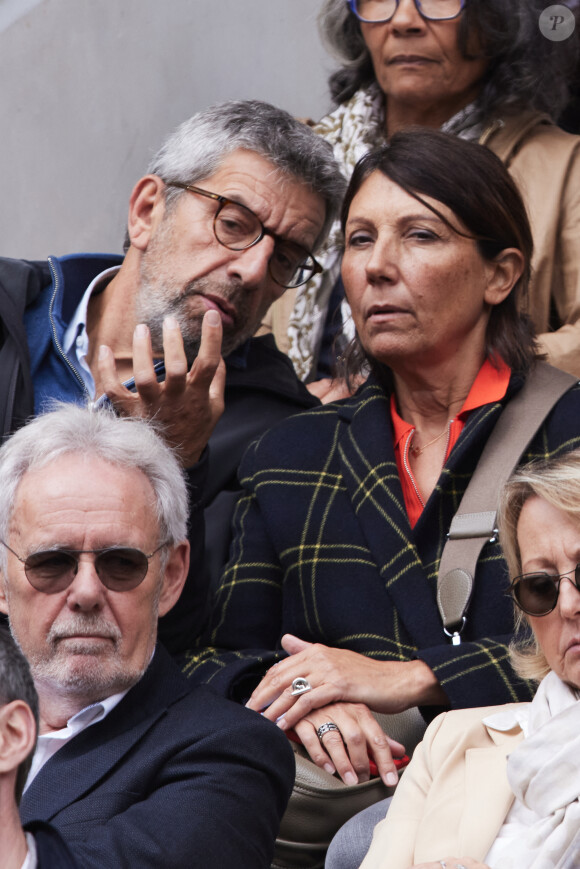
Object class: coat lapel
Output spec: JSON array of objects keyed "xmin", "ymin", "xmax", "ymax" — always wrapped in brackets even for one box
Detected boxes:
[
  {"xmin": 336, "ymin": 377, "xmax": 511, "ymax": 649},
  {"xmin": 337, "ymin": 382, "xmax": 445, "ymax": 647},
  {"xmin": 458, "ymin": 726, "xmax": 524, "ymax": 859},
  {"xmin": 20, "ymin": 646, "xmax": 188, "ymax": 824}
]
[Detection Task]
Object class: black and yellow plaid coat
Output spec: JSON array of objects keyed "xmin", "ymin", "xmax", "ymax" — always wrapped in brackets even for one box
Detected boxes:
[{"xmin": 185, "ymin": 373, "xmax": 580, "ymax": 711}]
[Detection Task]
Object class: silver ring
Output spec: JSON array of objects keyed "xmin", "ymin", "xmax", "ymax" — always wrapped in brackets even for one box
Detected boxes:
[
  {"xmin": 455, "ymin": 865, "xmax": 467, "ymax": 869},
  {"xmin": 290, "ymin": 677, "xmax": 312, "ymax": 696},
  {"xmin": 439, "ymin": 863, "xmax": 447, "ymax": 869},
  {"xmin": 316, "ymin": 722, "xmax": 341, "ymax": 740}
]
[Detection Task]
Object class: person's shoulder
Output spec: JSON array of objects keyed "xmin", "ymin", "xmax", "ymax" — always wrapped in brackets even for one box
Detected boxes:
[
  {"xmin": 229, "ymin": 335, "xmax": 318, "ymax": 407},
  {"xmin": 175, "ymin": 683, "xmax": 295, "ymax": 751},
  {"xmin": 423, "ymin": 702, "xmax": 529, "ymax": 754},
  {"xmin": 0, "ymin": 256, "xmax": 52, "ymax": 307},
  {"xmin": 243, "ymin": 382, "xmax": 367, "ymax": 463},
  {"xmin": 490, "ymin": 111, "xmax": 580, "ymax": 162}
]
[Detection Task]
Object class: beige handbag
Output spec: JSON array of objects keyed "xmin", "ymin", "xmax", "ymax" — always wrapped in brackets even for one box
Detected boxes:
[{"xmin": 272, "ymin": 363, "xmax": 577, "ymax": 869}]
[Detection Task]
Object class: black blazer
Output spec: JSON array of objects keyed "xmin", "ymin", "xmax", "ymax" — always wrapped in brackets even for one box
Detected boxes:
[
  {"xmin": 24, "ymin": 821, "xmax": 78, "ymax": 868},
  {"xmin": 21, "ymin": 646, "xmax": 294, "ymax": 868}
]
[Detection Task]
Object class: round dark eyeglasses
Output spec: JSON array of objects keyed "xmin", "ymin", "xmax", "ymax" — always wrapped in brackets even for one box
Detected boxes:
[
  {"xmin": 506, "ymin": 565, "xmax": 580, "ymax": 617},
  {"xmin": 0, "ymin": 541, "xmax": 166, "ymax": 594},
  {"xmin": 347, "ymin": 0, "xmax": 464, "ymax": 23},
  {"xmin": 165, "ymin": 182, "xmax": 322, "ymax": 290}
]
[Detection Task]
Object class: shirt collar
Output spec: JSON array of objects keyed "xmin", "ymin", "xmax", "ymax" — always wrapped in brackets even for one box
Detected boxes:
[
  {"xmin": 391, "ymin": 357, "xmax": 511, "ymax": 446},
  {"xmin": 62, "ymin": 265, "xmax": 120, "ymax": 358},
  {"xmin": 39, "ymin": 689, "xmax": 129, "ymax": 742}
]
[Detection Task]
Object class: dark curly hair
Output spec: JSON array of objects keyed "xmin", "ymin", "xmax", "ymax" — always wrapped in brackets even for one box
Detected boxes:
[
  {"xmin": 339, "ymin": 129, "xmax": 539, "ymax": 384},
  {"xmin": 319, "ymin": 0, "xmax": 578, "ymax": 123}
]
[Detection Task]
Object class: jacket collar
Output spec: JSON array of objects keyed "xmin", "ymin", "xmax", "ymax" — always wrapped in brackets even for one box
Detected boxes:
[
  {"xmin": 334, "ymin": 373, "xmax": 524, "ymax": 649},
  {"xmin": 458, "ymin": 721, "xmax": 525, "ymax": 858},
  {"xmin": 20, "ymin": 645, "xmax": 189, "ymax": 824}
]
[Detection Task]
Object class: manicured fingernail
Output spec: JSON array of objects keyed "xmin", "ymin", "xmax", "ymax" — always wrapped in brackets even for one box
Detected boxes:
[
  {"xmin": 344, "ymin": 772, "xmax": 358, "ymax": 786},
  {"xmin": 206, "ymin": 309, "xmax": 221, "ymax": 326},
  {"xmin": 385, "ymin": 772, "xmax": 398, "ymax": 787},
  {"xmin": 98, "ymin": 344, "xmax": 109, "ymax": 360},
  {"xmin": 135, "ymin": 323, "xmax": 148, "ymax": 338},
  {"xmin": 276, "ymin": 718, "xmax": 287, "ymax": 731},
  {"xmin": 324, "ymin": 763, "xmax": 335, "ymax": 775},
  {"xmin": 164, "ymin": 316, "xmax": 179, "ymax": 330}
]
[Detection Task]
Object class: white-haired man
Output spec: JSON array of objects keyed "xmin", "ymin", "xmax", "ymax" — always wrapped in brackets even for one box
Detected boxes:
[
  {"xmin": 0, "ymin": 405, "xmax": 294, "ymax": 868},
  {"xmin": 0, "ymin": 99, "xmax": 344, "ymax": 651}
]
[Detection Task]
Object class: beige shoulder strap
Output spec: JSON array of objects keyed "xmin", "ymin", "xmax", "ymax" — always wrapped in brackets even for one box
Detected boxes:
[{"xmin": 437, "ymin": 363, "xmax": 577, "ymax": 643}]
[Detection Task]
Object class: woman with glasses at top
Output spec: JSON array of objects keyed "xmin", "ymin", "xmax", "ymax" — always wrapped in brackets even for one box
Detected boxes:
[
  {"xmin": 360, "ymin": 448, "xmax": 580, "ymax": 869},
  {"xmin": 262, "ymin": 0, "xmax": 580, "ymax": 395},
  {"xmin": 186, "ymin": 130, "xmax": 580, "ymax": 864}
]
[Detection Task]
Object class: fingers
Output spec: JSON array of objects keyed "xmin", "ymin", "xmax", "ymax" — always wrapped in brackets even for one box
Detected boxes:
[
  {"xmin": 294, "ymin": 717, "xmax": 358, "ymax": 784},
  {"xmin": 280, "ymin": 633, "xmax": 311, "ymax": 655},
  {"xmin": 294, "ymin": 703, "xmax": 404, "ymax": 787},
  {"xmin": 188, "ymin": 309, "xmax": 223, "ymax": 388},
  {"xmin": 263, "ymin": 683, "xmax": 339, "ymax": 727},
  {"xmin": 98, "ymin": 344, "xmax": 138, "ymax": 411},
  {"xmin": 131, "ymin": 323, "xmax": 163, "ymax": 402},
  {"xmin": 364, "ymin": 723, "xmax": 403, "ymax": 788},
  {"xmin": 306, "ymin": 378, "xmax": 357, "ymax": 403},
  {"xmin": 161, "ymin": 317, "xmax": 189, "ymax": 397}
]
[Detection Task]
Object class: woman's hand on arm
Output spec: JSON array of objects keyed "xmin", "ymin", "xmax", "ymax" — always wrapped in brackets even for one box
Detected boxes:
[
  {"xmin": 246, "ymin": 634, "xmax": 448, "ymax": 729},
  {"xmin": 293, "ymin": 701, "xmax": 404, "ymax": 787}
]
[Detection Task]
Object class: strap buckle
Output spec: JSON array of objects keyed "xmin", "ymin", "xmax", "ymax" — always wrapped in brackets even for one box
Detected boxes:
[{"xmin": 443, "ymin": 617, "xmax": 466, "ymax": 646}]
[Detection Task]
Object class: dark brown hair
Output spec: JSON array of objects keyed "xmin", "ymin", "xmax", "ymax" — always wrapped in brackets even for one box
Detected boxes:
[{"xmin": 340, "ymin": 128, "xmax": 538, "ymax": 382}]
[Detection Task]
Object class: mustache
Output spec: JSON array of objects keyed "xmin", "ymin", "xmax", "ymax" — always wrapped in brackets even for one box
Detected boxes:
[
  {"xmin": 180, "ymin": 276, "xmax": 245, "ymax": 306},
  {"xmin": 47, "ymin": 615, "xmax": 122, "ymax": 644}
]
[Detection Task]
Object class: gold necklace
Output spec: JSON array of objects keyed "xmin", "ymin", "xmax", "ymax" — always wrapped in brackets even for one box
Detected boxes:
[{"xmin": 409, "ymin": 421, "xmax": 450, "ymax": 457}]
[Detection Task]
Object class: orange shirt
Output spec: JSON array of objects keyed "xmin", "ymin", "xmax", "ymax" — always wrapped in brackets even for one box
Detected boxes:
[{"xmin": 391, "ymin": 359, "xmax": 511, "ymax": 528}]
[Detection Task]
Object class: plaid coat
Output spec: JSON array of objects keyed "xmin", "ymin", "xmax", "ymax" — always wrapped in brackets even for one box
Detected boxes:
[{"xmin": 185, "ymin": 372, "xmax": 580, "ymax": 712}]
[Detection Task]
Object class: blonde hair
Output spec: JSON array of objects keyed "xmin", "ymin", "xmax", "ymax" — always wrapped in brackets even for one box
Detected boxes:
[{"xmin": 498, "ymin": 448, "xmax": 580, "ymax": 682}]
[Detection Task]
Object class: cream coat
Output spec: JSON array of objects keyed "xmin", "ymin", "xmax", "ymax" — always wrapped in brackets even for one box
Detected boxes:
[{"xmin": 360, "ymin": 704, "xmax": 527, "ymax": 869}]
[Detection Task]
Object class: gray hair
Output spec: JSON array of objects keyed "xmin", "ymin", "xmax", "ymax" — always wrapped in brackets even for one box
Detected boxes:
[
  {"xmin": 498, "ymin": 448, "xmax": 580, "ymax": 683},
  {"xmin": 0, "ymin": 405, "xmax": 189, "ymax": 568},
  {"xmin": 147, "ymin": 99, "xmax": 346, "ymax": 249},
  {"xmin": 319, "ymin": 0, "xmax": 577, "ymax": 123},
  {"xmin": 0, "ymin": 629, "xmax": 39, "ymax": 802}
]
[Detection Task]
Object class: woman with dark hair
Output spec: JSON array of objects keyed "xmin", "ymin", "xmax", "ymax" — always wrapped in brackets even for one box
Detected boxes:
[
  {"xmin": 189, "ymin": 131, "xmax": 580, "ymax": 812},
  {"xmin": 269, "ymin": 0, "xmax": 580, "ymax": 387},
  {"xmin": 360, "ymin": 447, "xmax": 580, "ymax": 869}
]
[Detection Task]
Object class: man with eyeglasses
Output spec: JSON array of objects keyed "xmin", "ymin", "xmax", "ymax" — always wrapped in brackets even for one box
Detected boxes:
[
  {"xmin": 0, "ymin": 99, "xmax": 344, "ymax": 652},
  {"xmin": 0, "ymin": 404, "xmax": 294, "ymax": 868}
]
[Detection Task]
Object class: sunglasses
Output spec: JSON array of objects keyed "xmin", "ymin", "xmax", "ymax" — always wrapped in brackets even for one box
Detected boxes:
[
  {"xmin": 0, "ymin": 541, "xmax": 166, "ymax": 594},
  {"xmin": 506, "ymin": 565, "xmax": 580, "ymax": 617}
]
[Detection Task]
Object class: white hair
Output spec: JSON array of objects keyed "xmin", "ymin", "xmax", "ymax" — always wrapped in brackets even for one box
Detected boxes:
[
  {"xmin": 0, "ymin": 405, "xmax": 188, "ymax": 568},
  {"xmin": 147, "ymin": 99, "xmax": 346, "ymax": 250}
]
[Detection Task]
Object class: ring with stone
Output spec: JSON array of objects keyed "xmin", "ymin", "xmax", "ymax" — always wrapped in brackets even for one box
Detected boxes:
[
  {"xmin": 316, "ymin": 722, "xmax": 341, "ymax": 740},
  {"xmin": 439, "ymin": 862, "xmax": 447, "ymax": 869},
  {"xmin": 290, "ymin": 677, "xmax": 312, "ymax": 696}
]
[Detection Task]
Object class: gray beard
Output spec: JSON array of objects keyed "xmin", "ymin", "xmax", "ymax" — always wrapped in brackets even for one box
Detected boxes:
[
  {"xmin": 10, "ymin": 613, "xmax": 151, "ymax": 700},
  {"xmin": 135, "ymin": 274, "xmax": 261, "ymax": 367}
]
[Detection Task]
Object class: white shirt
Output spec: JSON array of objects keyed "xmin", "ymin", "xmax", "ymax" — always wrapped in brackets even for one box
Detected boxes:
[
  {"xmin": 24, "ymin": 690, "xmax": 127, "ymax": 792},
  {"xmin": 21, "ymin": 832, "xmax": 37, "ymax": 869},
  {"xmin": 62, "ymin": 265, "xmax": 120, "ymax": 397}
]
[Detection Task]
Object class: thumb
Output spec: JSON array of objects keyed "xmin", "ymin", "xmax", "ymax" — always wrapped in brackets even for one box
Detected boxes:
[{"xmin": 281, "ymin": 633, "xmax": 311, "ymax": 656}]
